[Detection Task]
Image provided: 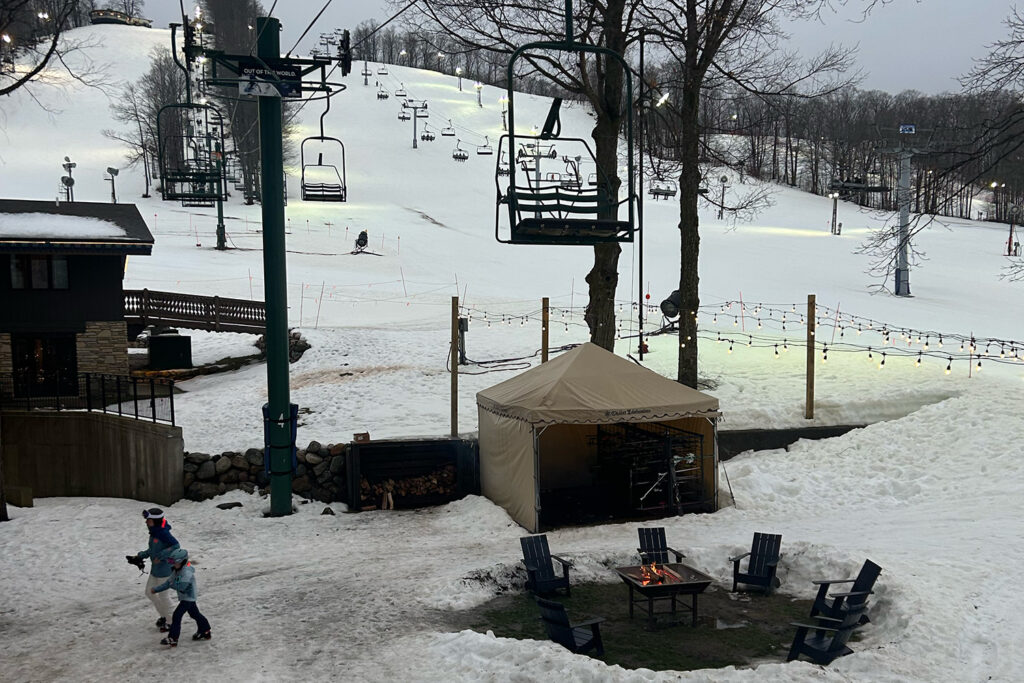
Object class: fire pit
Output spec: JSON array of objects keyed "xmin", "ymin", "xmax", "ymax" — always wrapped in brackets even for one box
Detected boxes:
[{"xmin": 615, "ymin": 562, "xmax": 715, "ymax": 627}]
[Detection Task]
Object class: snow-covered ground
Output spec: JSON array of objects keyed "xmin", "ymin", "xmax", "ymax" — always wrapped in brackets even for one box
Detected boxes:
[{"xmin": 2, "ymin": 24, "xmax": 1024, "ymax": 681}]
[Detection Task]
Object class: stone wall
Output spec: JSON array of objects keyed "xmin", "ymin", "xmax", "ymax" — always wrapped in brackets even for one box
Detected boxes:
[
  {"xmin": 78, "ymin": 320, "xmax": 129, "ymax": 375},
  {"xmin": 183, "ymin": 441, "xmax": 348, "ymax": 503}
]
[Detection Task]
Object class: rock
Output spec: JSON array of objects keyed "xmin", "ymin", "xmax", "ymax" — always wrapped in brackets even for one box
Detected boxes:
[
  {"xmin": 186, "ymin": 452, "xmax": 211, "ymax": 465},
  {"xmin": 221, "ymin": 470, "xmax": 240, "ymax": 484},
  {"xmin": 316, "ymin": 469, "xmax": 332, "ymax": 484},
  {"xmin": 296, "ymin": 449, "xmax": 307, "ymax": 464},
  {"xmin": 296, "ymin": 464, "xmax": 308, "ymax": 478},
  {"xmin": 245, "ymin": 448, "xmax": 263, "ymax": 466},
  {"xmin": 329, "ymin": 443, "xmax": 346, "ymax": 456},
  {"xmin": 240, "ymin": 482, "xmax": 256, "ymax": 494},
  {"xmin": 231, "ymin": 455, "xmax": 248, "ymax": 470},
  {"xmin": 255, "ymin": 471, "xmax": 270, "ymax": 487},
  {"xmin": 187, "ymin": 482, "xmax": 219, "ymax": 501},
  {"xmin": 184, "ymin": 472, "xmax": 195, "ymax": 488},
  {"xmin": 238, "ymin": 471, "xmax": 249, "ymax": 482},
  {"xmin": 321, "ymin": 506, "xmax": 335, "ymax": 515},
  {"xmin": 307, "ymin": 440, "xmax": 322, "ymax": 454},
  {"xmin": 292, "ymin": 475, "xmax": 312, "ymax": 493},
  {"xmin": 217, "ymin": 501, "xmax": 243, "ymax": 510},
  {"xmin": 183, "ymin": 462, "xmax": 199, "ymax": 473},
  {"xmin": 215, "ymin": 456, "xmax": 232, "ymax": 474},
  {"xmin": 313, "ymin": 460, "xmax": 329, "ymax": 477},
  {"xmin": 305, "ymin": 453, "xmax": 323, "ymax": 466},
  {"xmin": 196, "ymin": 460, "xmax": 216, "ymax": 480},
  {"xmin": 217, "ymin": 482, "xmax": 227, "ymax": 494},
  {"xmin": 329, "ymin": 455, "xmax": 345, "ymax": 475}
]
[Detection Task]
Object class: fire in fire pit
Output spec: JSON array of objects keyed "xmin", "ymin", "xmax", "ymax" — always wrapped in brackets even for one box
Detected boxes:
[{"xmin": 639, "ymin": 562, "xmax": 682, "ymax": 586}]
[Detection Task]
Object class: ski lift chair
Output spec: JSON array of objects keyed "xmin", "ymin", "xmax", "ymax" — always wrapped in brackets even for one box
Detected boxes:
[
  {"xmin": 421, "ymin": 124, "xmax": 436, "ymax": 142},
  {"xmin": 361, "ymin": 65, "xmax": 373, "ymax": 78},
  {"xmin": 649, "ymin": 177, "xmax": 677, "ymax": 200},
  {"xmin": 441, "ymin": 120, "xmax": 456, "ymax": 137},
  {"xmin": 452, "ymin": 139, "xmax": 470, "ymax": 162},
  {"xmin": 395, "ymin": 83, "xmax": 407, "ymax": 97},
  {"xmin": 299, "ymin": 97, "xmax": 347, "ymax": 202},
  {"xmin": 477, "ymin": 136, "xmax": 494, "ymax": 155},
  {"xmin": 398, "ymin": 110, "xmax": 411, "ymax": 122},
  {"xmin": 376, "ymin": 86, "xmax": 390, "ymax": 100},
  {"xmin": 497, "ymin": 150, "xmax": 511, "ymax": 177},
  {"xmin": 377, "ymin": 64, "xmax": 389, "ymax": 75}
]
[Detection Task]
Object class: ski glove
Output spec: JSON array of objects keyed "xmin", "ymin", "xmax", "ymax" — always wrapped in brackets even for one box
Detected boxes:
[{"xmin": 126, "ymin": 555, "xmax": 145, "ymax": 571}]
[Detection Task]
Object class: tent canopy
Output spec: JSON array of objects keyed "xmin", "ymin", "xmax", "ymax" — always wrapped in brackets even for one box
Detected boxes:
[{"xmin": 476, "ymin": 342, "xmax": 720, "ymax": 425}]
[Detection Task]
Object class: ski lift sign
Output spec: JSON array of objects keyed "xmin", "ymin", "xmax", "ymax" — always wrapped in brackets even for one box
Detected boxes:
[
  {"xmin": 237, "ymin": 57, "xmax": 302, "ymax": 98},
  {"xmin": 899, "ymin": 124, "xmax": 916, "ymax": 135}
]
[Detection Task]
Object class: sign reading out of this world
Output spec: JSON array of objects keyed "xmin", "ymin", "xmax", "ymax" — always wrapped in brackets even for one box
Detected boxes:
[
  {"xmin": 237, "ymin": 57, "xmax": 302, "ymax": 98},
  {"xmin": 899, "ymin": 124, "xmax": 916, "ymax": 135}
]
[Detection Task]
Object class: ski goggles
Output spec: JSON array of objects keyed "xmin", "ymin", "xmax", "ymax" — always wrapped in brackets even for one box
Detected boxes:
[{"xmin": 142, "ymin": 508, "xmax": 165, "ymax": 520}]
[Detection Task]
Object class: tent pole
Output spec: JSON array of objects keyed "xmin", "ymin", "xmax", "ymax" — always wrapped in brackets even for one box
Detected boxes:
[{"xmin": 533, "ymin": 425, "xmax": 549, "ymax": 532}]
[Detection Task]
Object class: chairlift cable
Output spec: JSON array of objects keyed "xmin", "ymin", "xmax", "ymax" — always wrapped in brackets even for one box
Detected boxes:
[{"xmin": 286, "ymin": 0, "xmax": 334, "ymax": 58}]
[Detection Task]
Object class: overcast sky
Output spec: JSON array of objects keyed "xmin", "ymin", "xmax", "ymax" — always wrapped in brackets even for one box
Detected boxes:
[{"xmin": 145, "ymin": 0, "xmax": 1015, "ymax": 95}]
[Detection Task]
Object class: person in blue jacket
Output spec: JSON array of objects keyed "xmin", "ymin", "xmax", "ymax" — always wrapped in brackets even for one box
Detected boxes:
[
  {"xmin": 152, "ymin": 547, "xmax": 212, "ymax": 647},
  {"xmin": 126, "ymin": 508, "xmax": 179, "ymax": 632}
]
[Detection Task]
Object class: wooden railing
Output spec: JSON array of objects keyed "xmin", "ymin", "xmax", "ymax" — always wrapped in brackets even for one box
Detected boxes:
[{"xmin": 124, "ymin": 289, "xmax": 266, "ymax": 333}]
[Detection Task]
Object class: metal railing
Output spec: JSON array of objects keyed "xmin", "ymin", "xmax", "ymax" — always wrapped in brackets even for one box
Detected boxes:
[
  {"xmin": 124, "ymin": 288, "xmax": 266, "ymax": 334},
  {"xmin": 0, "ymin": 372, "xmax": 175, "ymax": 425}
]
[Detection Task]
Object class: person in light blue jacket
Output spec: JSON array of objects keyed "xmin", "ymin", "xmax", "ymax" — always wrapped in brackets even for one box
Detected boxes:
[
  {"xmin": 126, "ymin": 508, "xmax": 179, "ymax": 632},
  {"xmin": 152, "ymin": 547, "xmax": 212, "ymax": 647}
]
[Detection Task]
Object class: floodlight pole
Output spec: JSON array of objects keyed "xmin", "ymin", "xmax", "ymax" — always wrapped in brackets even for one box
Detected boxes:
[
  {"xmin": 108, "ymin": 174, "xmax": 117, "ymax": 204},
  {"xmin": 257, "ymin": 16, "xmax": 293, "ymax": 516},
  {"xmin": 637, "ymin": 30, "xmax": 646, "ymax": 360}
]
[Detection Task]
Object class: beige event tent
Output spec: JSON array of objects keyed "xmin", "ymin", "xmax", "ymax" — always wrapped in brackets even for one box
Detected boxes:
[{"xmin": 476, "ymin": 343, "xmax": 721, "ymax": 532}]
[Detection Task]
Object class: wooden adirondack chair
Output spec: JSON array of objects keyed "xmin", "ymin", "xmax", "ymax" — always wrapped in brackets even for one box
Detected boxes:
[
  {"xmin": 637, "ymin": 527, "xmax": 685, "ymax": 564},
  {"xmin": 730, "ymin": 532, "xmax": 782, "ymax": 594},
  {"xmin": 787, "ymin": 602, "xmax": 868, "ymax": 665},
  {"xmin": 810, "ymin": 559, "xmax": 882, "ymax": 624},
  {"xmin": 535, "ymin": 597, "xmax": 605, "ymax": 656},
  {"xmin": 520, "ymin": 535, "xmax": 572, "ymax": 596}
]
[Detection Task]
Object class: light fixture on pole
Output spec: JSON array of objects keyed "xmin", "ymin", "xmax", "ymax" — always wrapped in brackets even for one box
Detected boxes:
[
  {"xmin": 499, "ymin": 96, "xmax": 508, "ymax": 130},
  {"xmin": 436, "ymin": 51, "xmax": 444, "ymax": 71},
  {"xmin": 455, "ymin": 67, "xmax": 462, "ymax": 91},
  {"xmin": 828, "ymin": 192, "xmax": 840, "ymax": 235},
  {"xmin": 475, "ymin": 82, "xmax": 483, "ymax": 107},
  {"xmin": 61, "ymin": 156, "xmax": 77, "ymax": 202},
  {"xmin": 718, "ymin": 175, "xmax": 728, "ymax": 220},
  {"xmin": 105, "ymin": 167, "xmax": 119, "ymax": 204}
]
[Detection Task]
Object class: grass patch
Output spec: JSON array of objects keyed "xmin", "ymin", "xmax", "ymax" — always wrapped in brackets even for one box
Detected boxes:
[{"xmin": 446, "ymin": 582, "xmax": 814, "ymax": 672}]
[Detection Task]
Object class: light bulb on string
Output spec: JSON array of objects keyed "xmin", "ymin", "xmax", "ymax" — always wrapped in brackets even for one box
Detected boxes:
[
  {"xmin": 783, "ymin": 339, "xmax": 789, "ymax": 352},
  {"xmin": 733, "ymin": 316, "xmax": 738, "ymax": 327},
  {"xmin": 879, "ymin": 352, "xmax": 886, "ymax": 369},
  {"xmin": 959, "ymin": 341, "xmax": 965, "ymax": 352},
  {"xmin": 867, "ymin": 347, "xmax": 873, "ymax": 361},
  {"xmin": 774, "ymin": 344, "xmax": 779, "ymax": 358},
  {"xmin": 822, "ymin": 346, "xmax": 828, "ymax": 363},
  {"xmin": 727, "ymin": 342, "xmax": 733, "ymax": 354},
  {"xmin": 923, "ymin": 336, "xmax": 929, "ymax": 351},
  {"xmin": 938, "ymin": 335, "xmax": 943, "ymax": 347},
  {"xmin": 915, "ymin": 352, "xmax": 922, "ymax": 367},
  {"xmin": 747, "ymin": 335, "xmax": 752, "ymax": 347},
  {"xmin": 757, "ymin": 318, "xmax": 762, "ymax": 329},
  {"xmin": 945, "ymin": 358, "xmax": 952, "ymax": 375},
  {"xmin": 1000, "ymin": 346, "xmax": 1006, "ymax": 358},
  {"xmin": 977, "ymin": 359, "xmax": 983, "ymax": 372}
]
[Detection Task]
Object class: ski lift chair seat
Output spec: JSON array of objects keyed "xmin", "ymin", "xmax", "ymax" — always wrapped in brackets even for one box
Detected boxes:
[
  {"xmin": 504, "ymin": 185, "xmax": 632, "ymax": 244},
  {"xmin": 302, "ymin": 183, "xmax": 346, "ymax": 202}
]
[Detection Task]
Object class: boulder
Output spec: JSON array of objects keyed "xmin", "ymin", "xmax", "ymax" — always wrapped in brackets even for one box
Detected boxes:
[
  {"xmin": 196, "ymin": 460, "xmax": 216, "ymax": 480},
  {"xmin": 184, "ymin": 472, "xmax": 195, "ymax": 488},
  {"xmin": 186, "ymin": 452, "xmax": 211, "ymax": 465},
  {"xmin": 217, "ymin": 501, "xmax": 243, "ymax": 510},
  {"xmin": 245, "ymin": 448, "xmax": 263, "ymax": 466},
  {"xmin": 292, "ymin": 475, "xmax": 312, "ymax": 493},
  {"xmin": 329, "ymin": 443, "xmax": 346, "ymax": 456},
  {"xmin": 183, "ymin": 461, "xmax": 199, "ymax": 473},
  {"xmin": 305, "ymin": 453, "xmax": 323, "ymax": 466},
  {"xmin": 221, "ymin": 470, "xmax": 240, "ymax": 484},
  {"xmin": 321, "ymin": 506, "xmax": 335, "ymax": 515},
  {"xmin": 307, "ymin": 440, "xmax": 322, "ymax": 454},
  {"xmin": 329, "ymin": 455, "xmax": 345, "ymax": 475},
  {"xmin": 231, "ymin": 454, "xmax": 248, "ymax": 470},
  {"xmin": 215, "ymin": 456, "xmax": 232, "ymax": 474},
  {"xmin": 187, "ymin": 482, "xmax": 220, "ymax": 501},
  {"xmin": 240, "ymin": 482, "xmax": 257, "ymax": 494},
  {"xmin": 313, "ymin": 460, "xmax": 329, "ymax": 477}
]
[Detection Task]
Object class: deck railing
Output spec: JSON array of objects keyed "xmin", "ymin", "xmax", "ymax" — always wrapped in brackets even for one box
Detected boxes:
[
  {"xmin": 124, "ymin": 288, "xmax": 266, "ymax": 333},
  {"xmin": 0, "ymin": 372, "xmax": 175, "ymax": 425}
]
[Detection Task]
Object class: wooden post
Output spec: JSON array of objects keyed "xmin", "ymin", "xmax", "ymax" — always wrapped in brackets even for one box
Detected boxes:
[
  {"xmin": 541, "ymin": 297, "xmax": 549, "ymax": 362},
  {"xmin": 805, "ymin": 294, "xmax": 815, "ymax": 419},
  {"xmin": 451, "ymin": 296, "xmax": 459, "ymax": 437}
]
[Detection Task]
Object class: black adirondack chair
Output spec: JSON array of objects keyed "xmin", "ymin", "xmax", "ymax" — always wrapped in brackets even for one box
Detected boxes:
[
  {"xmin": 637, "ymin": 527, "xmax": 685, "ymax": 564},
  {"xmin": 535, "ymin": 597, "xmax": 605, "ymax": 656},
  {"xmin": 730, "ymin": 532, "xmax": 782, "ymax": 594},
  {"xmin": 810, "ymin": 559, "xmax": 882, "ymax": 624},
  {"xmin": 520, "ymin": 535, "xmax": 572, "ymax": 596},
  {"xmin": 787, "ymin": 602, "xmax": 868, "ymax": 665}
]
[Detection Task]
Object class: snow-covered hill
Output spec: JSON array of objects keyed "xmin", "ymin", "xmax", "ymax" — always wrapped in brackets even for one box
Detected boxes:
[{"xmin": 2, "ymin": 24, "xmax": 1024, "ymax": 682}]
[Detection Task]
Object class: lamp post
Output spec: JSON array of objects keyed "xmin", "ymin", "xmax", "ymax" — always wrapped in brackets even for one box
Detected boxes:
[
  {"xmin": 1008, "ymin": 204, "xmax": 1018, "ymax": 256},
  {"xmin": 455, "ymin": 67, "xmax": 462, "ymax": 91},
  {"xmin": 718, "ymin": 175, "xmax": 728, "ymax": 219},
  {"xmin": 828, "ymin": 192, "xmax": 840, "ymax": 235},
  {"xmin": 475, "ymin": 82, "xmax": 483, "ymax": 107},
  {"xmin": 499, "ymin": 96, "xmax": 508, "ymax": 130},
  {"xmin": 0, "ymin": 33, "xmax": 11, "ymax": 73},
  {"xmin": 105, "ymin": 167, "xmax": 119, "ymax": 204},
  {"xmin": 436, "ymin": 51, "xmax": 444, "ymax": 71}
]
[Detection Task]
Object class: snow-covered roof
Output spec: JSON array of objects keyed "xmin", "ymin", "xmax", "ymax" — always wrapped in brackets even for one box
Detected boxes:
[{"xmin": 0, "ymin": 199, "xmax": 153, "ymax": 254}]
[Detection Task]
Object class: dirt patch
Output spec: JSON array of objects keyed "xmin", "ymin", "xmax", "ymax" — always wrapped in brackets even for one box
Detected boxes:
[
  {"xmin": 290, "ymin": 364, "xmax": 413, "ymax": 389},
  {"xmin": 444, "ymin": 582, "xmax": 822, "ymax": 672}
]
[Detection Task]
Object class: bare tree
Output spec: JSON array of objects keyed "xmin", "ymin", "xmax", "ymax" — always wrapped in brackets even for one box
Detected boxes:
[{"xmin": 105, "ymin": 0, "xmax": 144, "ymax": 18}]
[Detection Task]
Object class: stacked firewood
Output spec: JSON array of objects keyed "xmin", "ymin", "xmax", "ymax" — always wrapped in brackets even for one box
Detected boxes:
[{"xmin": 360, "ymin": 464, "xmax": 457, "ymax": 509}]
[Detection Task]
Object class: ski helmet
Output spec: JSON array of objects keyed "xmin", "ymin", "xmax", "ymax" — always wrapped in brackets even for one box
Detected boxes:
[
  {"xmin": 169, "ymin": 548, "xmax": 189, "ymax": 564},
  {"xmin": 142, "ymin": 508, "xmax": 164, "ymax": 520}
]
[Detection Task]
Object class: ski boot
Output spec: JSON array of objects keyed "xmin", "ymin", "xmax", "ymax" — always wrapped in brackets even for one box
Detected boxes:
[
  {"xmin": 160, "ymin": 637, "xmax": 178, "ymax": 647},
  {"xmin": 156, "ymin": 617, "xmax": 169, "ymax": 633},
  {"xmin": 192, "ymin": 630, "xmax": 212, "ymax": 641}
]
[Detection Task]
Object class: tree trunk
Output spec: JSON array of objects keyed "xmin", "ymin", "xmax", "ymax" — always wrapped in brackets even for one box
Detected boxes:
[
  {"xmin": 585, "ymin": 243, "xmax": 621, "ymax": 349},
  {"xmin": 677, "ymin": 88, "xmax": 701, "ymax": 388}
]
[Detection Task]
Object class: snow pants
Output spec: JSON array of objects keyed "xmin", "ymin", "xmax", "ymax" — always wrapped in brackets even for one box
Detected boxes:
[
  {"xmin": 145, "ymin": 573, "xmax": 174, "ymax": 622},
  {"xmin": 169, "ymin": 600, "xmax": 211, "ymax": 640}
]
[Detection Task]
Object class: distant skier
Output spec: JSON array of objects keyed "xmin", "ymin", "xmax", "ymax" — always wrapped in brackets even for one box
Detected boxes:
[
  {"xmin": 151, "ymin": 548, "xmax": 212, "ymax": 647},
  {"xmin": 126, "ymin": 508, "xmax": 179, "ymax": 632},
  {"xmin": 354, "ymin": 229, "xmax": 369, "ymax": 253}
]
